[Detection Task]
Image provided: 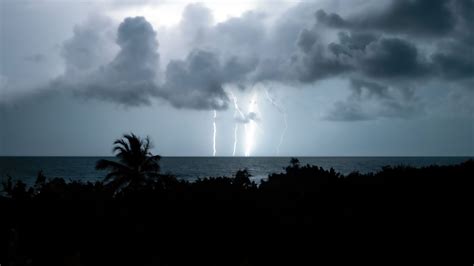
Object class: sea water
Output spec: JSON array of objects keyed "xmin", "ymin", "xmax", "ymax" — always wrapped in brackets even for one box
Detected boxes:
[{"xmin": 0, "ymin": 156, "xmax": 470, "ymax": 186}]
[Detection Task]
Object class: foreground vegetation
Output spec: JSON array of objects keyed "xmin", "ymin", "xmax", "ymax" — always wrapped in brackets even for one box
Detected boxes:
[{"xmin": 1, "ymin": 135, "xmax": 472, "ymax": 265}]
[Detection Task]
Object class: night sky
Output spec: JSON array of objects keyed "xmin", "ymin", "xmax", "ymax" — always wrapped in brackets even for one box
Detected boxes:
[{"xmin": 1, "ymin": 0, "xmax": 473, "ymax": 156}]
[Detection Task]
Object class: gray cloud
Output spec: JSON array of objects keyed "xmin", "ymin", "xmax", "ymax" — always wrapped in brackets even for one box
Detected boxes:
[
  {"xmin": 316, "ymin": 0, "xmax": 456, "ymax": 37},
  {"xmin": 315, "ymin": 9, "xmax": 349, "ymax": 28},
  {"xmin": 234, "ymin": 111, "xmax": 259, "ymax": 124},
  {"xmin": 108, "ymin": 0, "xmax": 162, "ymax": 7},
  {"xmin": 431, "ymin": 41, "xmax": 474, "ymax": 80},
  {"xmin": 157, "ymin": 49, "xmax": 258, "ymax": 110},
  {"xmin": 359, "ymin": 37, "xmax": 429, "ymax": 78},
  {"xmin": 109, "ymin": 16, "xmax": 159, "ymax": 83},
  {"xmin": 309, "ymin": 0, "xmax": 473, "ymax": 90},
  {"xmin": 350, "ymin": 79, "xmax": 391, "ymax": 99},
  {"xmin": 292, "ymin": 9, "xmax": 472, "ymax": 92},
  {"xmin": 23, "ymin": 54, "xmax": 46, "ymax": 63},
  {"xmin": 10, "ymin": 1, "xmax": 472, "ymax": 117},
  {"xmin": 325, "ymin": 101, "xmax": 370, "ymax": 121},
  {"xmin": 179, "ymin": 3, "xmax": 214, "ymax": 45},
  {"xmin": 0, "ymin": 74, "xmax": 7, "ymax": 90},
  {"xmin": 158, "ymin": 50, "xmax": 228, "ymax": 110},
  {"xmin": 61, "ymin": 16, "xmax": 116, "ymax": 75},
  {"xmin": 56, "ymin": 6, "xmax": 264, "ymax": 109},
  {"xmin": 452, "ymin": 0, "xmax": 474, "ymax": 44},
  {"xmin": 60, "ymin": 16, "xmax": 160, "ymax": 106},
  {"xmin": 325, "ymin": 79, "xmax": 422, "ymax": 121},
  {"xmin": 308, "ymin": 0, "xmax": 473, "ymax": 102},
  {"xmin": 291, "ymin": 27, "xmax": 429, "ymax": 84},
  {"xmin": 214, "ymin": 11, "xmax": 266, "ymax": 53},
  {"xmin": 2, "ymin": 0, "xmax": 474, "ymax": 157}
]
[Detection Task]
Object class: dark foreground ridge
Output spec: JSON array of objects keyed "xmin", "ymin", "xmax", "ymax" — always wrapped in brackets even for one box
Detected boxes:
[{"xmin": 1, "ymin": 134, "xmax": 472, "ymax": 265}]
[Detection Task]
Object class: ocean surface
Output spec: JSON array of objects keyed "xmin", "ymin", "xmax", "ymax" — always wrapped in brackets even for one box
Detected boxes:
[{"xmin": 0, "ymin": 156, "xmax": 471, "ymax": 186}]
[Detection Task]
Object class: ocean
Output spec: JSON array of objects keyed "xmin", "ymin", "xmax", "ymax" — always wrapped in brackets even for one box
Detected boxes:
[{"xmin": 0, "ymin": 156, "xmax": 471, "ymax": 186}]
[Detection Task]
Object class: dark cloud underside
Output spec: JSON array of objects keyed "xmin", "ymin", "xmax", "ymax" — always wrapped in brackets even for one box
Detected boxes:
[{"xmin": 9, "ymin": 0, "xmax": 473, "ymax": 121}]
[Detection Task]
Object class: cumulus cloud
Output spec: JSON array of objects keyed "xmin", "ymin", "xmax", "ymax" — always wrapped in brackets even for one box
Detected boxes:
[
  {"xmin": 158, "ymin": 50, "xmax": 227, "ymax": 110},
  {"xmin": 156, "ymin": 48, "xmax": 258, "ymax": 110},
  {"xmin": 61, "ymin": 15, "xmax": 117, "ymax": 75},
  {"xmin": 58, "ymin": 16, "xmax": 160, "ymax": 106},
  {"xmin": 295, "ymin": 13, "xmax": 434, "ymax": 81},
  {"xmin": 178, "ymin": 3, "xmax": 214, "ymax": 46},
  {"xmin": 312, "ymin": 0, "xmax": 473, "ymax": 85},
  {"xmin": 55, "ymin": 8, "xmax": 263, "ymax": 109},
  {"xmin": 292, "ymin": 28, "xmax": 352, "ymax": 82},
  {"xmin": 214, "ymin": 11, "xmax": 266, "ymax": 54},
  {"xmin": 288, "ymin": 1, "xmax": 472, "ymax": 120},
  {"xmin": 359, "ymin": 37, "xmax": 429, "ymax": 78},
  {"xmin": 316, "ymin": 0, "xmax": 456, "ymax": 37},
  {"xmin": 8, "ymin": 0, "xmax": 472, "ymax": 119}
]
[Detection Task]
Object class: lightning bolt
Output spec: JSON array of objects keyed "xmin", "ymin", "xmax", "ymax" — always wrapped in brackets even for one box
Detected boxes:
[
  {"xmin": 229, "ymin": 89, "xmax": 260, "ymax": 157},
  {"xmin": 229, "ymin": 91, "xmax": 245, "ymax": 156},
  {"xmin": 212, "ymin": 110, "xmax": 217, "ymax": 156},
  {"xmin": 245, "ymin": 92, "xmax": 258, "ymax": 157},
  {"xmin": 264, "ymin": 88, "xmax": 287, "ymax": 156},
  {"xmin": 233, "ymin": 124, "xmax": 238, "ymax": 156}
]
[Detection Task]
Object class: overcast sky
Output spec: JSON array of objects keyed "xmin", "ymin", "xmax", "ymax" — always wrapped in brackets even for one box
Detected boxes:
[{"xmin": 1, "ymin": 0, "xmax": 473, "ymax": 156}]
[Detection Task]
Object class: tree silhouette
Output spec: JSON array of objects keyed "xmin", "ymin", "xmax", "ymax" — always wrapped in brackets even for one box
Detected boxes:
[
  {"xmin": 96, "ymin": 133, "xmax": 161, "ymax": 192},
  {"xmin": 234, "ymin": 169, "xmax": 252, "ymax": 188}
]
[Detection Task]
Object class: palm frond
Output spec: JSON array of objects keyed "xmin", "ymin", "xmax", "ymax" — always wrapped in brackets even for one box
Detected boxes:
[
  {"xmin": 113, "ymin": 139, "xmax": 130, "ymax": 153},
  {"xmin": 98, "ymin": 133, "xmax": 162, "ymax": 193}
]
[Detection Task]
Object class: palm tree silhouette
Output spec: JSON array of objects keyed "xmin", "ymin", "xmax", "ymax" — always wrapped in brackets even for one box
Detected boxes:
[{"xmin": 96, "ymin": 133, "xmax": 161, "ymax": 191}]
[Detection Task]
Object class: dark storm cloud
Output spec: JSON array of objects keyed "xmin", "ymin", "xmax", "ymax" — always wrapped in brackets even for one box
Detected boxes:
[
  {"xmin": 293, "ymin": 0, "xmax": 473, "ymax": 89},
  {"xmin": 292, "ymin": 28, "xmax": 428, "ymax": 83},
  {"xmin": 54, "ymin": 9, "xmax": 263, "ymax": 109},
  {"xmin": 108, "ymin": 16, "xmax": 159, "ymax": 83},
  {"xmin": 315, "ymin": 9, "xmax": 349, "ymax": 28},
  {"xmin": 150, "ymin": 4, "xmax": 261, "ymax": 110},
  {"xmin": 336, "ymin": 0, "xmax": 474, "ymax": 44},
  {"xmin": 59, "ymin": 16, "xmax": 160, "ymax": 106},
  {"xmin": 325, "ymin": 79, "xmax": 422, "ymax": 121},
  {"xmin": 61, "ymin": 16, "xmax": 116, "ymax": 74},
  {"xmin": 310, "ymin": 0, "xmax": 473, "ymax": 89},
  {"xmin": 452, "ymin": 0, "xmax": 474, "ymax": 44},
  {"xmin": 359, "ymin": 37, "xmax": 429, "ymax": 78},
  {"xmin": 316, "ymin": 0, "xmax": 456, "ymax": 37},
  {"xmin": 372, "ymin": 0, "xmax": 456, "ymax": 36},
  {"xmin": 158, "ymin": 50, "xmax": 228, "ymax": 110},
  {"xmin": 157, "ymin": 49, "xmax": 258, "ymax": 110},
  {"xmin": 25, "ymin": 0, "xmax": 472, "ymax": 115},
  {"xmin": 291, "ymin": 27, "xmax": 354, "ymax": 83},
  {"xmin": 336, "ymin": 32, "xmax": 378, "ymax": 51},
  {"xmin": 431, "ymin": 41, "xmax": 474, "ymax": 80}
]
